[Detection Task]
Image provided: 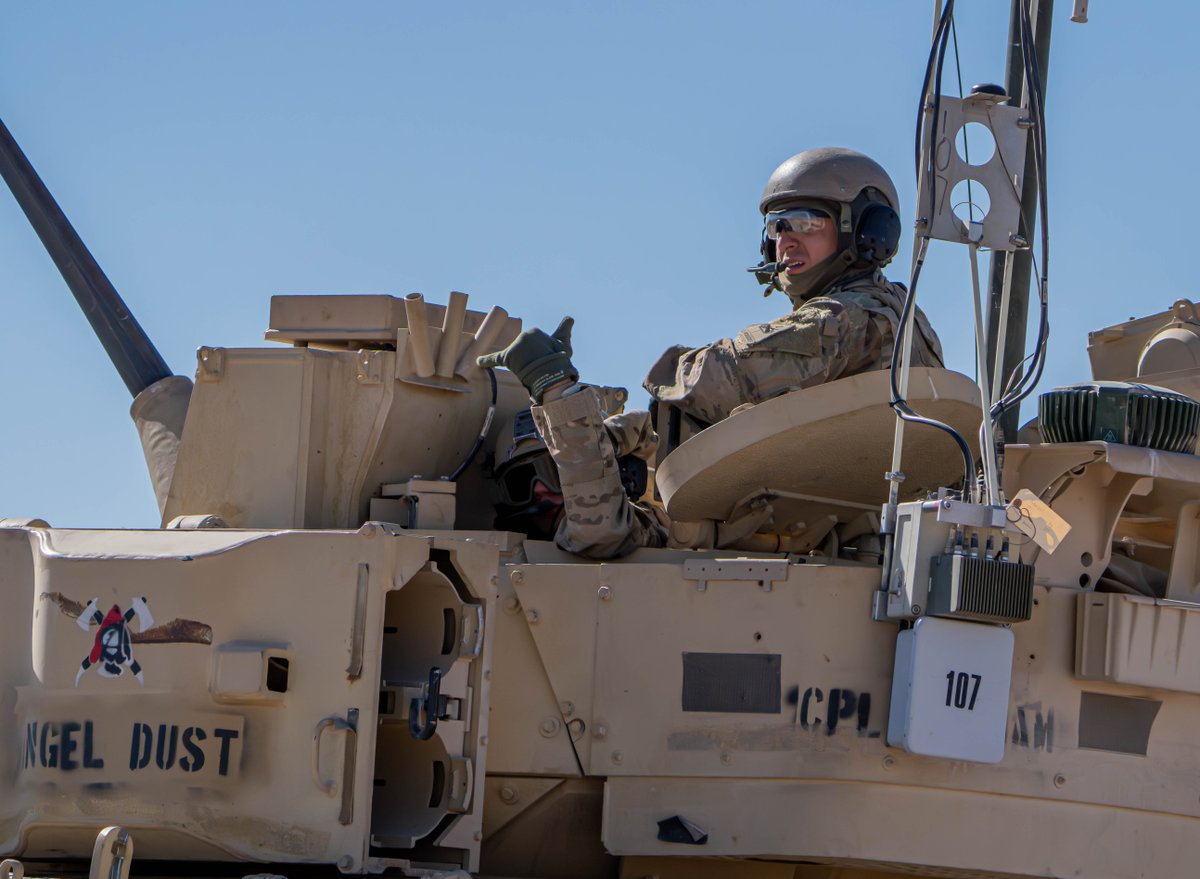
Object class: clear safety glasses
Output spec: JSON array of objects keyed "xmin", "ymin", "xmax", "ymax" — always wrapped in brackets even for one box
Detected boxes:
[{"xmin": 764, "ymin": 207, "xmax": 831, "ymax": 240}]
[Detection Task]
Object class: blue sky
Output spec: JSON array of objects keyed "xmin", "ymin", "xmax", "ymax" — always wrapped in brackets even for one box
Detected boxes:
[{"xmin": 0, "ymin": 2, "xmax": 1187, "ymax": 528}]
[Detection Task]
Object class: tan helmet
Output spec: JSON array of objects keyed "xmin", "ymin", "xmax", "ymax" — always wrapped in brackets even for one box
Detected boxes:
[
  {"xmin": 760, "ymin": 147, "xmax": 899, "ymax": 216},
  {"xmin": 753, "ymin": 148, "xmax": 903, "ymax": 302}
]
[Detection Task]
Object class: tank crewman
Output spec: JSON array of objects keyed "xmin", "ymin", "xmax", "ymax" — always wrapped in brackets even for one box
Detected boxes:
[
  {"xmin": 488, "ymin": 394, "xmax": 667, "ymax": 556},
  {"xmin": 480, "ymin": 148, "xmax": 944, "ymax": 558}
]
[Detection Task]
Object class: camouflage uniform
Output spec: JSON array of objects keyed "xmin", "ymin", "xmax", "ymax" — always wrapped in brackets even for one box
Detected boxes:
[
  {"xmin": 533, "ymin": 270, "xmax": 942, "ymax": 559},
  {"xmin": 531, "ymin": 389, "xmax": 668, "ymax": 559},
  {"xmin": 644, "ymin": 270, "xmax": 943, "ymax": 425}
]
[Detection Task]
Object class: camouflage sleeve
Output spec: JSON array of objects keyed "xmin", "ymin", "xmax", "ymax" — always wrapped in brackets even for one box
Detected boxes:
[
  {"xmin": 532, "ymin": 388, "xmax": 668, "ymax": 559},
  {"xmin": 603, "ymin": 409, "xmax": 657, "ymax": 459},
  {"xmin": 642, "ymin": 298, "xmax": 885, "ymax": 423}
]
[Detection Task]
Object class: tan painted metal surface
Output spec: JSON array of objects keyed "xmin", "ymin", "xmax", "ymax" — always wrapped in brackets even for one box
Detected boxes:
[{"xmin": 657, "ymin": 367, "xmax": 981, "ymax": 525}]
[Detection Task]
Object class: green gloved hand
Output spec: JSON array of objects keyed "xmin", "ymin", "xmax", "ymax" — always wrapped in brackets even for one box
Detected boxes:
[{"xmin": 477, "ymin": 316, "xmax": 579, "ymax": 404}]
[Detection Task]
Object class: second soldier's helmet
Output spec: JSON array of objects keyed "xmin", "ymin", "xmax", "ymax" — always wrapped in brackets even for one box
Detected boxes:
[
  {"xmin": 490, "ymin": 408, "xmax": 563, "ymax": 540},
  {"xmin": 755, "ymin": 147, "xmax": 902, "ymax": 288}
]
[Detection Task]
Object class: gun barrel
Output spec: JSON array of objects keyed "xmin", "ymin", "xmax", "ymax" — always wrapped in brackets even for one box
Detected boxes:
[{"xmin": 0, "ymin": 115, "xmax": 171, "ymax": 397}]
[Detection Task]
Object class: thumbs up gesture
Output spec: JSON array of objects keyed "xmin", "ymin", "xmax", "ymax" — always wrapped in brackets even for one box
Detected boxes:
[{"xmin": 477, "ymin": 316, "xmax": 579, "ymax": 404}]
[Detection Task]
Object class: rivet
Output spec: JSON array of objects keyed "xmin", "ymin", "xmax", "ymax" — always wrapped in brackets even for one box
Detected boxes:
[
  {"xmin": 883, "ymin": 754, "xmax": 896, "ymax": 770},
  {"xmin": 1053, "ymin": 773, "xmax": 1066, "ymax": 788},
  {"xmin": 499, "ymin": 785, "xmax": 519, "ymax": 805},
  {"xmin": 594, "ymin": 723, "xmax": 608, "ymax": 739},
  {"xmin": 611, "ymin": 750, "xmax": 624, "ymax": 765}
]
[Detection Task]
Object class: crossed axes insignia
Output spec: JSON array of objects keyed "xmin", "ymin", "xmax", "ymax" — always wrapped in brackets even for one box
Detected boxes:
[{"xmin": 74, "ymin": 597, "xmax": 154, "ymax": 687}]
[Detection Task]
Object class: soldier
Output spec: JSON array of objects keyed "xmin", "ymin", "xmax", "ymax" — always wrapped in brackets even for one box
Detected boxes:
[
  {"xmin": 487, "ymin": 379, "xmax": 667, "ymax": 556},
  {"xmin": 480, "ymin": 147, "xmax": 943, "ymax": 558}
]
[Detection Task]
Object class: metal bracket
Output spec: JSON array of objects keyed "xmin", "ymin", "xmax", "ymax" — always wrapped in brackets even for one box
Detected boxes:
[
  {"xmin": 356, "ymin": 350, "xmax": 385, "ymax": 385},
  {"xmin": 346, "ymin": 563, "xmax": 369, "ymax": 679},
  {"xmin": 89, "ymin": 826, "xmax": 132, "ymax": 879},
  {"xmin": 917, "ymin": 91, "xmax": 1030, "ymax": 251},
  {"xmin": 683, "ymin": 559, "xmax": 789, "ymax": 593},
  {"xmin": 462, "ymin": 604, "xmax": 484, "ymax": 658},
  {"xmin": 409, "ymin": 667, "xmax": 443, "ymax": 740},
  {"xmin": 197, "ymin": 346, "xmax": 226, "ymax": 382},
  {"xmin": 936, "ymin": 499, "xmax": 1007, "ymax": 529}
]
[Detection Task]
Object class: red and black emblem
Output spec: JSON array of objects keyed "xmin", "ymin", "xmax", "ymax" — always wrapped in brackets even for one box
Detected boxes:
[{"xmin": 74, "ymin": 597, "xmax": 154, "ymax": 687}]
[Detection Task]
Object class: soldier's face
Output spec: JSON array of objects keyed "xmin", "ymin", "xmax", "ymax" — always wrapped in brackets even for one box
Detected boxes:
[{"xmin": 777, "ymin": 218, "xmax": 839, "ymax": 276}]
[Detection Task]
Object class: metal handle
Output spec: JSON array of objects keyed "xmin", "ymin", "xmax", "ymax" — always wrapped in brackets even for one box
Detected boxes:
[
  {"xmin": 409, "ymin": 667, "xmax": 442, "ymax": 741},
  {"xmin": 89, "ymin": 826, "xmax": 132, "ymax": 879},
  {"xmin": 312, "ymin": 710, "xmax": 359, "ymax": 825},
  {"xmin": 312, "ymin": 715, "xmax": 355, "ymax": 796}
]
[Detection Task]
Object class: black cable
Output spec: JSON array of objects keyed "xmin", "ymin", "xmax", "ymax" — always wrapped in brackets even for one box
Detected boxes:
[
  {"xmin": 891, "ymin": 0, "xmax": 975, "ymax": 490},
  {"xmin": 914, "ymin": 8, "xmax": 954, "ymax": 179},
  {"xmin": 448, "ymin": 367, "xmax": 498, "ymax": 482}
]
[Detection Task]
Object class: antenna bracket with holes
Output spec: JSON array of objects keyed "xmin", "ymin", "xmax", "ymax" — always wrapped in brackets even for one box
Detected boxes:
[{"xmin": 917, "ymin": 90, "xmax": 1030, "ymax": 251}]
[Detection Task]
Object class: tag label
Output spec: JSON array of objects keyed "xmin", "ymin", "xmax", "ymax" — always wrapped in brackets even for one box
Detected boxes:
[{"xmin": 1006, "ymin": 488, "xmax": 1070, "ymax": 554}]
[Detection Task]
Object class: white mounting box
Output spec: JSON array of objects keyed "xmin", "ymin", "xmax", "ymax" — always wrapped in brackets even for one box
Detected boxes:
[{"xmin": 888, "ymin": 616, "xmax": 1014, "ymax": 763}]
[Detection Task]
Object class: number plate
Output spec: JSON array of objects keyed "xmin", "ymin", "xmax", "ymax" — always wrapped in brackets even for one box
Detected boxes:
[{"xmin": 887, "ymin": 616, "xmax": 1013, "ymax": 763}]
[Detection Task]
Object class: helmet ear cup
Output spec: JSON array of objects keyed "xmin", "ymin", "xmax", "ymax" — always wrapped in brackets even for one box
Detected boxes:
[
  {"xmin": 854, "ymin": 203, "xmax": 901, "ymax": 266},
  {"xmin": 761, "ymin": 231, "xmax": 777, "ymax": 263}
]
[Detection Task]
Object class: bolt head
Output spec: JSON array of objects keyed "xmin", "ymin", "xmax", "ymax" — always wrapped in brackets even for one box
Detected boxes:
[
  {"xmin": 594, "ymin": 723, "xmax": 608, "ymax": 739},
  {"xmin": 560, "ymin": 700, "xmax": 575, "ymax": 717},
  {"xmin": 525, "ymin": 608, "xmax": 540, "ymax": 624},
  {"xmin": 511, "ymin": 570, "xmax": 525, "ymax": 584},
  {"xmin": 597, "ymin": 584, "xmax": 613, "ymax": 600},
  {"xmin": 499, "ymin": 785, "xmax": 519, "ymax": 804},
  {"xmin": 1054, "ymin": 773, "xmax": 1067, "ymax": 788},
  {"xmin": 612, "ymin": 750, "xmax": 624, "ymax": 765}
]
